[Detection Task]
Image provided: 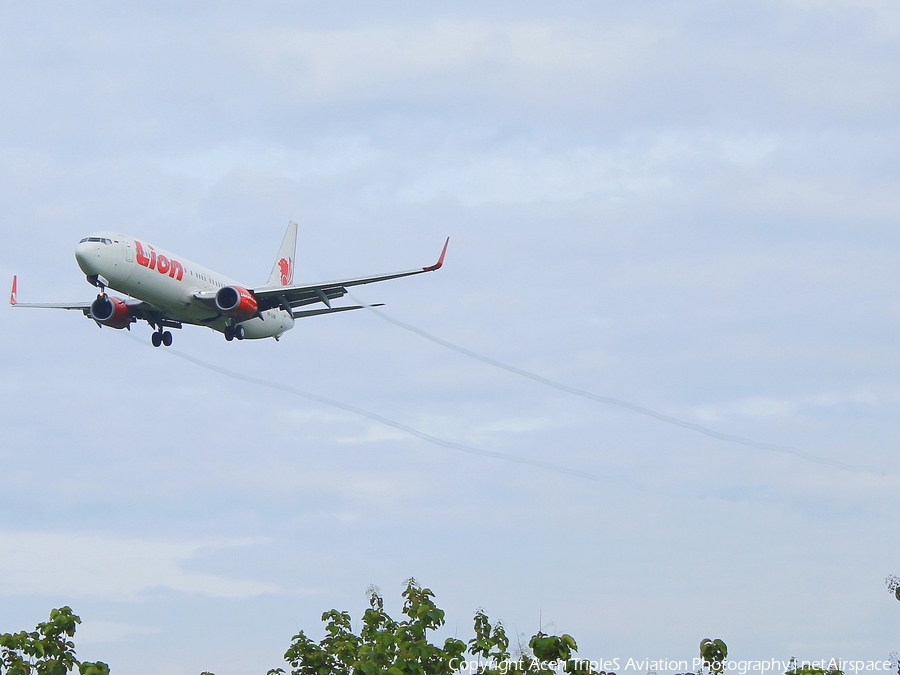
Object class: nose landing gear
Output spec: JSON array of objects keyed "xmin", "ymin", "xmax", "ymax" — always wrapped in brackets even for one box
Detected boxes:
[{"xmin": 86, "ymin": 274, "xmax": 110, "ymax": 292}]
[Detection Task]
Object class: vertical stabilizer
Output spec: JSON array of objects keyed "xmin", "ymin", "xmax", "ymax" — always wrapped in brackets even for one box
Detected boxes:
[{"xmin": 266, "ymin": 221, "xmax": 297, "ymax": 287}]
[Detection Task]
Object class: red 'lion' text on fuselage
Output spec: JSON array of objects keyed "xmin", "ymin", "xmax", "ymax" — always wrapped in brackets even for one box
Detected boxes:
[{"xmin": 136, "ymin": 240, "xmax": 184, "ymax": 281}]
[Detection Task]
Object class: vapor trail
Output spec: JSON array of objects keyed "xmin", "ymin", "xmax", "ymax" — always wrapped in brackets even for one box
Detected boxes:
[
  {"xmin": 133, "ymin": 336, "xmax": 642, "ymax": 488},
  {"xmin": 349, "ymin": 295, "xmax": 882, "ymax": 475}
]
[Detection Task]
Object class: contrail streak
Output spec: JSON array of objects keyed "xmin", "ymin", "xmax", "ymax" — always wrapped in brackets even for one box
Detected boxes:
[
  {"xmin": 348, "ymin": 294, "xmax": 883, "ymax": 476},
  {"xmin": 130, "ymin": 336, "xmax": 643, "ymax": 488}
]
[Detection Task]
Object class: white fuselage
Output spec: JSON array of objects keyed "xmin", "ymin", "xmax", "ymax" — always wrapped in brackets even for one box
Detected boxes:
[{"xmin": 74, "ymin": 231, "xmax": 294, "ymax": 339}]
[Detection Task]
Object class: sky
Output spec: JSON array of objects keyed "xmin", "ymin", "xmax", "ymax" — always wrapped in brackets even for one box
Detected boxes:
[{"xmin": 2, "ymin": 1, "xmax": 900, "ymax": 673}]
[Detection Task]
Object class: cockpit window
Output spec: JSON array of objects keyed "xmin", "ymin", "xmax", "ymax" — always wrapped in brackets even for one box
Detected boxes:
[{"xmin": 79, "ymin": 237, "xmax": 112, "ymax": 244}]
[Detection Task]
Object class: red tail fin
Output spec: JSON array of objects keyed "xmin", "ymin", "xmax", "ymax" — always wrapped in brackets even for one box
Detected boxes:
[{"xmin": 9, "ymin": 276, "xmax": 17, "ymax": 305}]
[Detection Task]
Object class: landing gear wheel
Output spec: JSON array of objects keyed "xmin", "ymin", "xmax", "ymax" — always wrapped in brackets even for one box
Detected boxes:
[
  {"xmin": 151, "ymin": 331, "xmax": 162, "ymax": 348},
  {"xmin": 235, "ymin": 325, "xmax": 245, "ymax": 340},
  {"xmin": 224, "ymin": 326, "xmax": 234, "ymax": 342},
  {"xmin": 162, "ymin": 331, "xmax": 173, "ymax": 347}
]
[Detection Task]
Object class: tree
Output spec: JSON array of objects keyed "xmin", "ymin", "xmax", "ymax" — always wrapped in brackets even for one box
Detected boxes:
[
  {"xmin": 267, "ymin": 578, "xmax": 600, "ymax": 675},
  {"xmin": 10, "ymin": 591, "xmax": 865, "ymax": 675},
  {"xmin": 269, "ymin": 579, "xmax": 465, "ymax": 675},
  {"xmin": 698, "ymin": 638, "xmax": 728, "ymax": 675},
  {"xmin": 886, "ymin": 575, "xmax": 900, "ymax": 602},
  {"xmin": 783, "ymin": 657, "xmax": 843, "ymax": 675},
  {"xmin": 0, "ymin": 606, "xmax": 109, "ymax": 675}
]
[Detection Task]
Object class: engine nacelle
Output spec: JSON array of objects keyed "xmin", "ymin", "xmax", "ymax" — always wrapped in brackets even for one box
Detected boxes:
[
  {"xmin": 215, "ymin": 285, "xmax": 258, "ymax": 321},
  {"xmin": 90, "ymin": 295, "xmax": 132, "ymax": 329}
]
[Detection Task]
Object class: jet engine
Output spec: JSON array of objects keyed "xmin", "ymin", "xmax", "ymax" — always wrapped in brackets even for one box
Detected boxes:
[
  {"xmin": 90, "ymin": 295, "xmax": 133, "ymax": 329},
  {"xmin": 215, "ymin": 285, "xmax": 258, "ymax": 321}
]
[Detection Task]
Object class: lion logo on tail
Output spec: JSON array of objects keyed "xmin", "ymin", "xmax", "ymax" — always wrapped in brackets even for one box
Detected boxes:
[{"xmin": 278, "ymin": 257, "xmax": 293, "ymax": 285}]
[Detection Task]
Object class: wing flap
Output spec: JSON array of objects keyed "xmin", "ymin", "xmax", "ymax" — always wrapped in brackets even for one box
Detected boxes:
[
  {"xmin": 11, "ymin": 302, "xmax": 92, "ymax": 311},
  {"xmin": 292, "ymin": 303, "xmax": 383, "ymax": 319}
]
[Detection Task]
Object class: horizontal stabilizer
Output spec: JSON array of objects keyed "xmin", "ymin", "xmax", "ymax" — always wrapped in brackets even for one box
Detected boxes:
[{"xmin": 292, "ymin": 303, "xmax": 383, "ymax": 319}]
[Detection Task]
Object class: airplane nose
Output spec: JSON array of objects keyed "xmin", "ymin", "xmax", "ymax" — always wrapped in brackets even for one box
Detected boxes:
[{"xmin": 75, "ymin": 243, "xmax": 99, "ymax": 275}]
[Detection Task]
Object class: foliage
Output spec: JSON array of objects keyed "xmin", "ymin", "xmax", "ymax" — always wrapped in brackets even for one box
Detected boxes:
[
  {"xmin": 16, "ymin": 588, "xmax": 887, "ymax": 675},
  {"xmin": 529, "ymin": 633, "xmax": 600, "ymax": 674},
  {"xmin": 467, "ymin": 609, "xmax": 509, "ymax": 668},
  {"xmin": 698, "ymin": 638, "xmax": 728, "ymax": 674},
  {"xmin": 0, "ymin": 607, "xmax": 109, "ymax": 675},
  {"xmin": 269, "ymin": 579, "xmax": 601, "ymax": 675},
  {"xmin": 271, "ymin": 578, "xmax": 465, "ymax": 675},
  {"xmin": 886, "ymin": 575, "xmax": 900, "ymax": 602},
  {"xmin": 783, "ymin": 657, "xmax": 843, "ymax": 675}
]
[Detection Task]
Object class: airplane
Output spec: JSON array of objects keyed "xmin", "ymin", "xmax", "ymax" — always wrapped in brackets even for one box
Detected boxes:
[{"xmin": 10, "ymin": 221, "xmax": 449, "ymax": 346}]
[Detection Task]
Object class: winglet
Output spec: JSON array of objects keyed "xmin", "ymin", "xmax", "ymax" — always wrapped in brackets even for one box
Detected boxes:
[
  {"xmin": 424, "ymin": 237, "xmax": 449, "ymax": 272},
  {"xmin": 9, "ymin": 276, "xmax": 17, "ymax": 305}
]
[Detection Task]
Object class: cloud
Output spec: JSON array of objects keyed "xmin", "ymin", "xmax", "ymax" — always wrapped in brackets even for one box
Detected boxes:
[
  {"xmin": 211, "ymin": 19, "xmax": 664, "ymax": 106},
  {"xmin": 0, "ymin": 532, "xmax": 276, "ymax": 600},
  {"xmin": 76, "ymin": 620, "xmax": 161, "ymax": 645}
]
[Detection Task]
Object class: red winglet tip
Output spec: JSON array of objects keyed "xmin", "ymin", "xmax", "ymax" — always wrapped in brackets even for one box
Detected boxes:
[
  {"xmin": 9, "ymin": 275, "xmax": 17, "ymax": 305},
  {"xmin": 426, "ymin": 237, "xmax": 450, "ymax": 271}
]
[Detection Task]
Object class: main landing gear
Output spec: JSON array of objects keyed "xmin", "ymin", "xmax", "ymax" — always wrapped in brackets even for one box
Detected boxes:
[
  {"xmin": 151, "ymin": 328, "xmax": 173, "ymax": 348},
  {"xmin": 224, "ymin": 324, "xmax": 245, "ymax": 342}
]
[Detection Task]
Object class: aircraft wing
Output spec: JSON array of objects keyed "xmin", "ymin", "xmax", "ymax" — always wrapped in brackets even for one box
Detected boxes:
[
  {"xmin": 11, "ymin": 301, "xmax": 92, "ymax": 312},
  {"xmin": 250, "ymin": 237, "xmax": 449, "ymax": 312},
  {"xmin": 9, "ymin": 276, "xmax": 91, "ymax": 313},
  {"xmin": 10, "ymin": 276, "xmax": 181, "ymax": 328}
]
